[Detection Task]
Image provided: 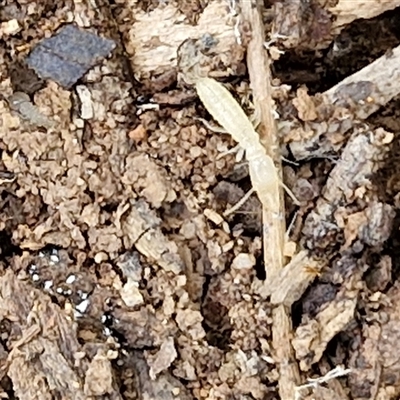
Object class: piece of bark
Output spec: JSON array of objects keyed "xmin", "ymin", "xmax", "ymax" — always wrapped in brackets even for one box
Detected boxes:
[
  {"xmin": 365, "ymin": 255, "xmax": 392, "ymax": 292},
  {"xmin": 272, "ymin": 0, "xmax": 333, "ymax": 50},
  {"xmin": 286, "ymin": 46, "xmax": 400, "ymax": 160},
  {"xmin": 123, "ymin": 200, "xmax": 184, "ymax": 274},
  {"xmin": 348, "ymin": 323, "xmax": 382, "ymax": 400},
  {"xmin": 259, "ymin": 250, "xmax": 326, "ymax": 307},
  {"xmin": 292, "ymin": 273, "xmax": 359, "ymax": 371},
  {"xmin": 83, "ymin": 349, "xmax": 115, "ymax": 396},
  {"xmin": 330, "ymin": 0, "xmax": 400, "ymax": 34},
  {"xmin": 111, "ymin": 307, "xmax": 176, "ymax": 349},
  {"xmin": 129, "ymin": 351, "xmax": 193, "ymax": 400},
  {"xmin": 240, "ymin": 2, "xmax": 300, "ymax": 399},
  {"xmin": 121, "ymin": 1, "xmax": 243, "ymax": 81},
  {"xmin": 272, "ymin": 0, "xmax": 400, "ymax": 50},
  {"xmin": 146, "ymin": 337, "xmax": 177, "ymax": 380},
  {"xmin": 349, "ymin": 281, "xmax": 400, "ymax": 398},
  {"xmin": 302, "ymin": 128, "xmax": 394, "ymax": 252},
  {"xmin": 0, "ymin": 270, "xmax": 122, "ymax": 399}
]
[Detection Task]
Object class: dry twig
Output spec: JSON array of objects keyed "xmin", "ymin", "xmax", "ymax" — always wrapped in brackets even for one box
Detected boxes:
[
  {"xmin": 240, "ymin": 1, "xmax": 300, "ymax": 398},
  {"xmin": 287, "ymin": 45, "xmax": 400, "ymax": 160}
]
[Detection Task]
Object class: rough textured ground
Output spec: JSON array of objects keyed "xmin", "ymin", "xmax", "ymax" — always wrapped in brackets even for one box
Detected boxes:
[{"xmin": 1, "ymin": 1, "xmax": 400, "ymax": 399}]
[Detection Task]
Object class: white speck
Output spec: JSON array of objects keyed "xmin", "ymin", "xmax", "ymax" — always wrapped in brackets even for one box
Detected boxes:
[
  {"xmin": 116, "ymin": 359, "xmax": 124, "ymax": 366},
  {"xmin": 56, "ymin": 287, "xmax": 63, "ymax": 294},
  {"xmin": 29, "ymin": 264, "xmax": 37, "ymax": 271},
  {"xmin": 137, "ymin": 103, "xmax": 160, "ymax": 111},
  {"xmin": 65, "ymin": 289, "xmax": 72, "ymax": 296},
  {"xmin": 39, "ymin": 252, "xmax": 45, "ymax": 258},
  {"xmin": 44, "ymin": 280, "xmax": 53, "ymax": 290},
  {"xmin": 32, "ymin": 274, "xmax": 40, "ymax": 282},
  {"xmin": 80, "ymin": 292, "xmax": 88, "ymax": 300},
  {"xmin": 333, "ymin": 42, "xmax": 339, "ymax": 52},
  {"xmin": 76, "ymin": 299, "xmax": 90, "ymax": 314},
  {"xmin": 66, "ymin": 275, "xmax": 76, "ymax": 284},
  {"xmin": 74, "ymin": 310, "xmax": 82, "ymax": 318},
  {"xmin": 50, "ymin": 254, "xmax": 59, "ymax": 263},
  {"xmin": 103, "ymin": 327, "xmax": 111, "ymax": 336}
]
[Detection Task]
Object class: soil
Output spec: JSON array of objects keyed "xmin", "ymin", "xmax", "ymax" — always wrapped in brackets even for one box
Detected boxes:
[{"xmin": 1, "ymin": 1, "xmax": 400, "ymax": 399}]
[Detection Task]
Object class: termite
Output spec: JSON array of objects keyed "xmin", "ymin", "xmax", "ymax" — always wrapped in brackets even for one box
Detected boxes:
[{"xmin": 195, "ymin": 77, "xmax": 298, "ymax": 214}]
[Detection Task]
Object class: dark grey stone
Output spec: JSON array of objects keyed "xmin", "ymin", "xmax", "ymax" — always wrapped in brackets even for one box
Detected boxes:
[{"xmin": 26, "ymin": 24, "xmax": 116, "ymax": 88}]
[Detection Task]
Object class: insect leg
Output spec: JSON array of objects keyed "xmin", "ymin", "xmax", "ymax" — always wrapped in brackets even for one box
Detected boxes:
[
  {"xmin": 223, "ymin": 187, "xmax": 255, "ymax": 216},
  {"xmin": 280, "ymin": 181, "xmax": 300, "ymax": 205}
]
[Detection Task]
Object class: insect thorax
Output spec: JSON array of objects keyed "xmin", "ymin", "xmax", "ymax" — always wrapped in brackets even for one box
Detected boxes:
[{"xmin": 245, "ymin": 143, "xmax": 267, "ymax": 161}]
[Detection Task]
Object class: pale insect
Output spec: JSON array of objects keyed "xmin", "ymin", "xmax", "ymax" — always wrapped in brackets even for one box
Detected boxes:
[{"xmin": 195, "ymin": 77, "xmax": 296, "ymax": 213}]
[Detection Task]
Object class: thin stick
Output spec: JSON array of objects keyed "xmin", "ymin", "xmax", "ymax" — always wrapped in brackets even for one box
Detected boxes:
[{"xmin": 240, "ymin": 1, "xmax": 300, "ymax": 399}]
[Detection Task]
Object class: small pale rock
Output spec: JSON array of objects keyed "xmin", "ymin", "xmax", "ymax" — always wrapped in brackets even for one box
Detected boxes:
[
  {"xmin": 129, "ymin": 124, "xmax": 147, "ymax": 142},
  {"xmin": 76, "ymin": 85, "xmax": 93, "ymax": 119},
  {"xmin": 231, "ymin": 253, "xmax": 255, "ymax": 270},
  {"xmin": 120, "ymin": 279, "xmax": 144, "ymax": 307},
  {"xmin": 204, "ymin": 208, "xmax": 224, "ymax": 225},
  {"xmin": 148, "ymin": 337, "xmax": 177, "ymax": 380},
  {"xmin": 1, "ymin": 19, "xmax": 21, "ymax": 36},
  {"xmin": 84, "ymin": 354, "xmax": 113, "ymax": 396}
]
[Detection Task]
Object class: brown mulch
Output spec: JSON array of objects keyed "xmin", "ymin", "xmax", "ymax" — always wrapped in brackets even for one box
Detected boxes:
[{"xmin": 1, "ymin": 1, "xmax": 400, "ymax": 399}]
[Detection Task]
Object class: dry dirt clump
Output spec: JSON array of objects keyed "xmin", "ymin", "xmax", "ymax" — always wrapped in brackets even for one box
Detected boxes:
[{"xmin": 1, "ymin": 1, "xmax": 400, "ymax": 400}]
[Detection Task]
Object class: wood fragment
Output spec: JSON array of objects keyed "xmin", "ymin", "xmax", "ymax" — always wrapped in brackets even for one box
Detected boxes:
[
  {"xmin": 324, "ymin": 46, "xmax": 400, "ymax": 116},
  {"xmin": 286, "ymin": 45, "xmax": 400, "ymax": 160},
  {"xmin": 348, "ymin": 281, "xmax": 400, "ymax": 398},
  {"xmin": 293, "ymin": 282, "xmax": 358, "ymax": 371},
  {"xmin": 330, "ymin": 0, "xmax": 400, "ymax": 34},
  {"xmin": 124, "ymin": 1, "xmax": 242, "ymax": 80},
  {"xmin": 302, "ymin": 128, "xmax": 394, "ymax": 252},
  {"xmin": 272, "ymin": 0, "xmax": 400, "ymax": 50},
  {"xmin": 0, "ymin": 270, "xmax": 122, "ymax": 399},
  {"xmin": 348, "ymin": 322, "xmax": 382, "ymax": 399},
  {"xmin": 260, "ymin": 250, "xmax": 325, "ymax": 307},
  {"xmin": 123, "ymin": 200, "xmax": 184, "ymax": 274},
  {"xmin": 129, "ymin": 351, "xmax": 193, "ymax": 400},
  {"xmin": 240, "ymin": 1, "xmax": 300, "ymax": 399}
]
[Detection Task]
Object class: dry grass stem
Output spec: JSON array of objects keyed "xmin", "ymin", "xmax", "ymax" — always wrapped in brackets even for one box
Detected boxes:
[{"xmin": 240, "ymin": 1, "xmax": 300, "ymax": 399}]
